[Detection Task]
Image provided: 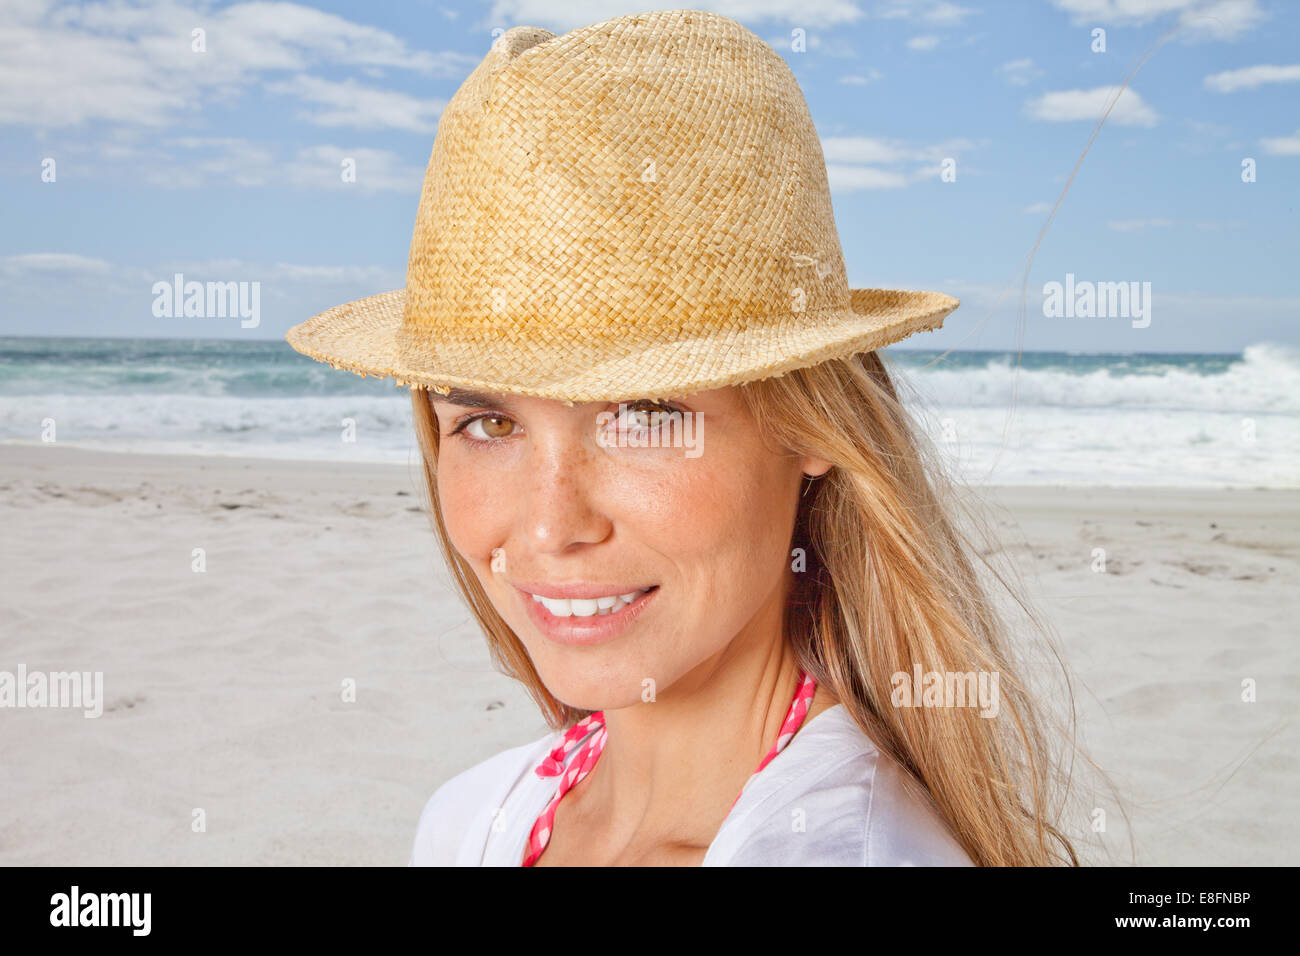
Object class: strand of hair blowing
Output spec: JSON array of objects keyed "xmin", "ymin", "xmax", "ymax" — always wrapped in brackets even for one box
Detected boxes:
[{"xmin": 738, "ymin": 352, "xmax": 1081, "ymax": 866}]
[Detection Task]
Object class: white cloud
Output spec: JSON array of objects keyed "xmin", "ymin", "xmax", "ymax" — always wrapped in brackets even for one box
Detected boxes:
[
  {"xmin": 999, "ymin": 58, "xmax": 1042, "ymax": 86},
  {"xmin": 822, "ymin": 136, "xmax": 912, "ymax": 165},
  {"xmin": 1023, "ymin": 201, "xmax": 1053, "ymax": 213},
  {"xmin": 1177, "ymin": 0, "xmax": 1268, "ymax": 39},
  {"xmin": 874, "ymin": 0, "xmax": 976, "ymax": 24},
  {"xmin": 821, "ymin": 135, "xmax": 979, "ymax": 190},
  {"xmin": 0, "ymin": 252, "xmax": 406, "ymax": 335},
  {"xmin": 1049, "ymin": 0, "xmax": 1201, "ymax": 25},
  {"xmin": 153, "ymin": 138, "xmax": 279, "ymax": 188},
  {"xmin": 840, "ymin": 69, "xmax": 884, "ymax": 84},
  {"xmin": 907, "ymin": 34, "xmax": 941, "ymax": 50},
  {"xmin": 1184, "ymin": 118, "xmax": 1230, "ymax": 137},
  {"xmin": 1024, "ymin": 86, "xmax": 1160, "ymax": 127},
  {"xmin": 1204, "ymin": 64, "xmax": 1300, "ymax": 93},
  {"xmin": 913, "ymin": 139, "xmax": 980, "ymax": 163},
  {"xmin": 921, "ymin": 1, "xmax": 976, "ymax": 24},
  {"xmin": 161, "ymin": 259, "xmax": 401, "ymax": 284},
  {"xmin": 1107, "ymin": 218, "xmax": 1176, "ymax": 231},
  {"xmin": 826, "ymin": 165, "xmax": 911, "ymax": 189},
  {"xmin": 266, "ymin": 76, "xmax": 446, "ymax": 133},
  {"xmin": 0, "ymin": 1, "xmax": 452, "ymax": 193},
  {"xmin": 213, "ymin": 2, "xmax": 448, "ymax": 72},
  {"xmin": 0, "ymin": 253, "xmax": 113, "ymax": 276},
  {"xmin": 1259, "ymin": 129, "xmax": 1300, "ymax": 156},
  {"xmin": 65, "ymin": 136, "xmax": 280, "ymax": 189},
  {"xmin": 822, "ymin": 136, "xmax": 980, "ymax": 165},
  {"xmin": 0, "ymin": 0, "xmax": 471, "ymax": 129},
  {"xmin": 56, "ymin": 136, "xmax": 424, "ymax": 192},
  {"xmin": 483, "ymin": 0, "xmax": 868, "ymax": 33},
  {"xmin": 266, "ymin": 263, "xmax": 399, "ymax": 283},
  {"xmin": 288, "ymin": 145, "xmax": 425, "ymax": 192},
  {"xmin": 1048, "ymin": 0, "xmax": 1266, "ymax": 40}
]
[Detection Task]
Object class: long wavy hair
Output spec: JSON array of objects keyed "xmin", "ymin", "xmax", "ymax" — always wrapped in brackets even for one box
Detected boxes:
[{"xmin": 410, "ymin": 350, "xmax": 1120, "ymax": 866}]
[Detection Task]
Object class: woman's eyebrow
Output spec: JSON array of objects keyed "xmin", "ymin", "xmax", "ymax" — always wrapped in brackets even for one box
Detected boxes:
[{"xmin": 431, "ymin": 388, "xmax": 507, "ymax": 409}]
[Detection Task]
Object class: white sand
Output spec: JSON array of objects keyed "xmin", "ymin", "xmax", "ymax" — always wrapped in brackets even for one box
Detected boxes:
[{"xmin": 1, "ymin": 445, "xmax": 1295, "ymax": 865}]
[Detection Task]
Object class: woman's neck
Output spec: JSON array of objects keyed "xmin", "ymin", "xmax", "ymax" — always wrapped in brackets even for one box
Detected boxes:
[{"xmin": 545, "ymin": 579, "xmax": 837, "ymax": 864}]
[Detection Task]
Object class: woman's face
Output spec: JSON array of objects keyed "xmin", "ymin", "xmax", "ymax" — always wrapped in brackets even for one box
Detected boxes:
[{"xmin": 428, "ymin": 386, "xmax": 830, "ymax": 712}]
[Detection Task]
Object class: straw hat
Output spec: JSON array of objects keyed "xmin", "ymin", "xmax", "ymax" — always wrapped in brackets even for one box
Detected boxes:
[{"xmin": 285, "ymin": 8, "xmax": 959, "ymax": 403}]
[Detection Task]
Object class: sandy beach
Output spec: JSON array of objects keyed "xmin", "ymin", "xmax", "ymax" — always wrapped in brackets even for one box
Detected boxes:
[{"xmin": 1, "ymin": 444, "xmax": 1295, "ymax": 865}]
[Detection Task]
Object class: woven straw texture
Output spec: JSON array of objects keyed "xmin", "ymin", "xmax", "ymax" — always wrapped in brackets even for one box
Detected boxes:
[{"xmin": 285, "ymin": 9, "xmax": 959, "ymax": 403}]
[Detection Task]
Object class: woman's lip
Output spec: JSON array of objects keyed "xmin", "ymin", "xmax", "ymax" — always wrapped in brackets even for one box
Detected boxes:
[
  {"xmin": 520, "ymin": 585, "xmax": 659, "ymax": 646},
  {"xmin": 511, "ymin": 581, "xmax": 656, "ymax": 600}
]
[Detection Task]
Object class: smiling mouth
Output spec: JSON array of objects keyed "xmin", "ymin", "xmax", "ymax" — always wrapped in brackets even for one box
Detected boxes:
[{"xmin": 526, "ymin": 587, "xmax": 657, "ymax": 618}]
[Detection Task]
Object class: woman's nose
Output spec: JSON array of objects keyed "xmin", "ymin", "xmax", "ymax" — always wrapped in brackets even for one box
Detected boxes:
[{"xmin": 516, "ymin": 438, "xmax": 612, "ymax": 554}]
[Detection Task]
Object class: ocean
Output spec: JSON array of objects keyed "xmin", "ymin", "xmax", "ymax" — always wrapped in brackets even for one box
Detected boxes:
[{"xmin": 1, "ymin": 337, "xmax": 1296, "ymax": 487}]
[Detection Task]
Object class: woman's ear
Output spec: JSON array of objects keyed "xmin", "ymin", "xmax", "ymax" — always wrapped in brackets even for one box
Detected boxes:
[{"xmin": 799, "ymin": 456, "xmax": 833, "ymax": 479}]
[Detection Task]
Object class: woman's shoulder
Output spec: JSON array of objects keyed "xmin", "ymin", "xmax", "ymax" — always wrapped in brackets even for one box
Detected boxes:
[
  {"xmin": 408, "ymin": 728, "xmax": 560, "ymax": 866},
  {"xmin": 708, "ymin": 705, "xmax": 975, "ymax": 866}
]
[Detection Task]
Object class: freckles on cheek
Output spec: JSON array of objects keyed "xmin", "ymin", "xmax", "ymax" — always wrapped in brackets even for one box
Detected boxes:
[
  {"xmin": 436, "ymin": 459, "xmax": 509, "ymax": 563},
  {"xmin": 631, "ymin": 456, "xmax": 787, "ymax": 564}
]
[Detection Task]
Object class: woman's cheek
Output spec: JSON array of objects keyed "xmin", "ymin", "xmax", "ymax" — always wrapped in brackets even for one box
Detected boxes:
[
  {"xmin": 437, "ymin": 454, "xmax": 508, "ymax": 564},
  {"xmin": 674, "ymin": 453, "xmax": 784, "ymax": 545}
]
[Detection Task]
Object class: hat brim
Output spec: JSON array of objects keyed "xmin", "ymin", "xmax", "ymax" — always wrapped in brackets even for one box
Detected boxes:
[{"xmin": 285, "ymin": 287, "xmax": 958, "ymax": 403}]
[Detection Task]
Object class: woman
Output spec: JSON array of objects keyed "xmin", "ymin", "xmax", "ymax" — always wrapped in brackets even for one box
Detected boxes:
[{"xmin": 288, "ymin": 9, "xmax": 1088, "ymax": 866}]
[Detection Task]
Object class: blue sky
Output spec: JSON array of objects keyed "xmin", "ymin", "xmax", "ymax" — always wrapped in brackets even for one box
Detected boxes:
[{"xmin": 1, "ymin": 0, "xmax": 1297, "ymax": 352}]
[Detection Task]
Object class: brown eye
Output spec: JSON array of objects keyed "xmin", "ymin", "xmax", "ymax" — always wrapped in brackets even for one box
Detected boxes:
[
  {"xmin": 622, "ymin": 402, "xmax": 675, "ymax": 430},
  {"xmin": 465, "ymin": 414, "xmax": 516, "ymax": 440}
]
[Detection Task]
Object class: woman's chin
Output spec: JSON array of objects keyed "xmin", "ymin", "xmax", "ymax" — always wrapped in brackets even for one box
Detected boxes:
[{"xmin": 540, "ymin": 679, "xmax": 647, "ymax": 715}]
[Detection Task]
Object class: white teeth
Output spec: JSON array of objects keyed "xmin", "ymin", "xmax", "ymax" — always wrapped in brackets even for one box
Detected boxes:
[
  {"xmin": 530, "ymin": 587, "xmax": 650, "ymax": 618},
  {"xmin": 536, "ymin": 596, "xmax": 572, "ymax": 617}
]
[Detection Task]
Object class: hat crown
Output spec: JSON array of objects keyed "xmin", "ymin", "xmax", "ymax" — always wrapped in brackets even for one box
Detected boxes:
[{"xmin": 400, "ymin": 9, "xmax": 849, "ymax": 350}]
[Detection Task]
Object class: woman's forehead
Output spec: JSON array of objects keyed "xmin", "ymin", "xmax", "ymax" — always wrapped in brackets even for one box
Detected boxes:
[
  {"xmin": 428, "ymin": 388, "xmax": 506, "ymax": 409},
  {"xmin": 426, "ymin": 387, "xmax": 728, "ymax": 410}
]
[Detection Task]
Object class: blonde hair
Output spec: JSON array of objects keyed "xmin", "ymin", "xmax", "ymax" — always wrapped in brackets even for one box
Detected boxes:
[{"xmin": 411, "ymin": 351, "xmax": 1118, "ymax": 866}]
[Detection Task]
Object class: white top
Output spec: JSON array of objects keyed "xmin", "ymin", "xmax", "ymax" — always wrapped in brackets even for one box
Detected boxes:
[{"xmin": 409, "ymin": 703, "xmax": 974, "ymax": 866}]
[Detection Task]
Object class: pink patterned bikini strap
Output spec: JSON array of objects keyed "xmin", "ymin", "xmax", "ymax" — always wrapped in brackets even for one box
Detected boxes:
[
  {"xmin": 535, "ymin": 711, "xmax": 603, "ymax": 778},
  {"xmin": 522, "ymin": 670, "xmax": 817, "ymax": 866},
  {"xmin": 522, "ymin": 715, "xmax": 607, "ymax": 867},
  {"xmin": 731, "ymin": 669, "xmax": 816, "ymax": 809}
]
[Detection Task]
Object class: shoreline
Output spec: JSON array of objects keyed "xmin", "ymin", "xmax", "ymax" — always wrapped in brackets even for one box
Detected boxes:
[{"xmin": 4, "ymin": 441, "xmax": 1295, "ymax": 492}]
